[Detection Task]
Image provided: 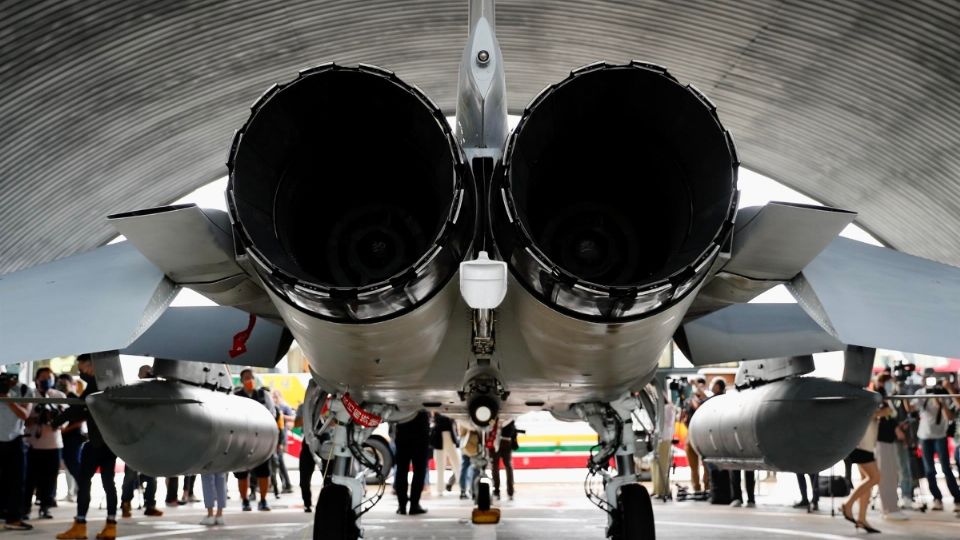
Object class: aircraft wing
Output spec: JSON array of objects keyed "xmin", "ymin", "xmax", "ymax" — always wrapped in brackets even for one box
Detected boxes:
[
  {"xmin": 676, "ymin": 303, "xmax": 844, "ymax": 365},
  {"xmin": 122, "ymin": 306, "xmax": 292, "ymax": 368},
  {"xmin": 789, "ymin": 236, "xmax": 960, "ymax": 358},
  {"xmin": 680, "ymin": 234, "xmax": 960, "ymax": 364},
  {"xmin": 0, "ymin": 204, "xmax": 289, "ymax": 367},
  {"xmin": 0, "ymin": 242, "xmax": 177, "ymax": 365}
]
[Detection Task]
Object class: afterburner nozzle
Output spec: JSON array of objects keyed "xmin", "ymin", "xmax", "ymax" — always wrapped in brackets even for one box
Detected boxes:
[
  {"xmin": 492, "ymin": 62, "xmax": 738, "ymax": 321},
  {"xmin": 228, "ymin": 64, "xmax": 475, "ymax": 322}
]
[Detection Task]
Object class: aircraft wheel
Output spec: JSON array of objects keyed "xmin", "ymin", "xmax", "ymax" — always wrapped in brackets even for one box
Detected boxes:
[
  {"xmin": 612, "ymin": 483, "xmax": 655, "ymax": 540},
  {"xmin": 362, "ymin": 436, "xmax": 393, "ymax": 485},
  {"xmin": 313, "ymin": 484, "xmax": 359, "ymax": 540},
  {"xmin": 476, "ymin": 481, "xmax": 492, "ymax": 511}
]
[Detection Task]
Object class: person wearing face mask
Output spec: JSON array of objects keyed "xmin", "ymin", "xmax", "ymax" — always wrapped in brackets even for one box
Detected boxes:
[
  {"xmin": 56, "ymin": 354, "xmax": 120, "ymax": 540},
  {"xmin": 233, "ymin": 369, "xmax": 276, "ymax": 512},
  {"xmin": 23, "ymin": 367, "xmax": 66, "ymax": 520},
  {"xmin": 873, "ymin": 373, "xmax": 908, "ymax": 521}
]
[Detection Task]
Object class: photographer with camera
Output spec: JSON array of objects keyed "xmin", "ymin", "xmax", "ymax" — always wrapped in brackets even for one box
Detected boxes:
[
  {"xmin": 908, "ymin": 369, "xmax": 960, "ymax": 513},
  {"xmin": 23, "ymin": 367, "xmax": 66, "ymax": 520},
  {"xmin": 0, "ymin": 368, "xmax": 33, "ymax": 530}
]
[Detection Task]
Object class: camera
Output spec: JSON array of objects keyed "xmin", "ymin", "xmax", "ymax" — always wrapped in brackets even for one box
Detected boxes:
[
  {"xmin": 33, "ymin": 403, "xmax": 56, "ymax": 426},
  {"xmin": 924, "ymin": 371, "xmax": 957, "ymax": 388},
  {"xmin": 892, "ymin": 361, "xmax": 916, "ymax": 383}
]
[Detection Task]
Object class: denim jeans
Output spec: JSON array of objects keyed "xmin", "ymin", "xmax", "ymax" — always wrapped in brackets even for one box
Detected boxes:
[
  {"xmin": 894, "ymin": 441, "xmax": 916, "ymax": 501},
  {"xmin": 459, "ymin": 454, "xmax": 475, "ymax": 494},
  {"xmin": 121, "ymin": 466, "xmax": 157, "ymax": 508},
  {"xmin": 920, "ymin": 437, "xmax": 960, "ymax": 501}
]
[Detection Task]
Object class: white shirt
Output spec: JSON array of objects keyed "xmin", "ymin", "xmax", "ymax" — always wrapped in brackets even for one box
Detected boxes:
[
  {"xmin": 0, "ymin": 384, "xmax": 28, "ymax": 442},
  {"xmin": 916, "ymin": 392, "xmax": 950, "ymax": 440},
  {"xmin": 24, "ymin": 388, "xmax": 65, "ymax": 449}
]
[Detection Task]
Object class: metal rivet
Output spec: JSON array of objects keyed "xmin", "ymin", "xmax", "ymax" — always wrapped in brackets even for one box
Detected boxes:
[{"xmin": 477, "ymin": 50, "xmax": 490, "ymax": 65}]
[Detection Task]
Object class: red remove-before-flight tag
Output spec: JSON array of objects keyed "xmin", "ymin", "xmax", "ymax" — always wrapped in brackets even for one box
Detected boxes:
[
  {"xmin": 229, "ymin": 314, "xmax": 257, "ymax": 358},
  {"xmin": 341, "ymin": 393, "xmax": 382, "ymax": 428}
]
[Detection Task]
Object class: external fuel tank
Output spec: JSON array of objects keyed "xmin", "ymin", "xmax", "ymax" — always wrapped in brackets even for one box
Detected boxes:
[
  {"xmin": 87, "ymin": 380, "xmax": 278, "ymax": 477},
  {"xmin": 688, "ymin": 377, "xmax": 880, "ymax": 473}
]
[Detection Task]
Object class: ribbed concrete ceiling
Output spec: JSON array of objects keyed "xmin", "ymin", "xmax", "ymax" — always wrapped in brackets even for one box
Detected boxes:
[{"xmin": 2, "ymin": 0, "xmax": 959, "ymax": 275}]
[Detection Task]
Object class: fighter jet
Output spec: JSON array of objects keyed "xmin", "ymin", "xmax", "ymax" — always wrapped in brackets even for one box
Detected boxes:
[{"xmin": 5, "ymin": 1, "xmax": 960, "ymax": 539}]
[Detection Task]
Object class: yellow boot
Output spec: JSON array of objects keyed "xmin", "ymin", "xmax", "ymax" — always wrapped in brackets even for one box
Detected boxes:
[
  {"xmin": 56, "ymin": 519, "xmax": 88, "ymax": 539},
  {"xmin": 95, "ymin": 520, "xmax": 117, "ymax": 540}
]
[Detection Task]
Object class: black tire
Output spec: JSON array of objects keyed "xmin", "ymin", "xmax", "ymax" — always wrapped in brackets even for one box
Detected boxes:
[
  {"xmin": 314, "ymin": 484, "xmax": 359, "ymax": 540},
  {"xmin": 476, "ymin": 481, "xmax": 492, "ymax": 511},
  {"xmin": 613, "ymin": 483, "xmax": 655, "ymax": 540},
  {"xmin": 362, "ymin": 436, "xmax": 394, "ymax": 485}
]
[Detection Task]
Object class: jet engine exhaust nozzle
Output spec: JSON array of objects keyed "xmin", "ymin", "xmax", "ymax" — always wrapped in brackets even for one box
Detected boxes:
[
  {"xmin": 492, "ymin": 62, "xmax": 738, "ymax": 321},
  {"xmin": 228, "ymin": 64, "xmax": 475, "ymax": 322}
]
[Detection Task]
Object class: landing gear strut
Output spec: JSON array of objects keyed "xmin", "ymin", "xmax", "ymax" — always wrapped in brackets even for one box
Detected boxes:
[
  {"xmin": 576, "ymin": 394, "xmax": 656, "ymax": 540},
  {"xmin": 307, "ymin": 390, "xmax": 391, "ymax": 540}
]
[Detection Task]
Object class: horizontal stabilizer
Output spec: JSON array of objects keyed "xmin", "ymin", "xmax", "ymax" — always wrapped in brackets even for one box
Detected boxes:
[
  {"xmin": 676, "ymin": 303, "xmax": 844, "ymax": 366},
  {"xmin": 108, "ymin": 204, "xmax": 239, "ymax": 283},
  {"xmin": 690, "ymin": 202, "xmax": 856, "ymax": 318},
  {"xmin": 122, "ymin": 306, "xmax": 292, "ymax": 368},
  {"xmin": 790, "ymin": 237, "xmax": 960, "ymax": 358},
  {"xmin": 0, "ymin": 242, "xmax": 176, "ymax": 365},
  {"xmin": 108, "ymin": 204, "xmax": 277, "ymax": 317},
  {"xmin": 724, "ymin": 202, "xmax": 856, "ymax": 280}
]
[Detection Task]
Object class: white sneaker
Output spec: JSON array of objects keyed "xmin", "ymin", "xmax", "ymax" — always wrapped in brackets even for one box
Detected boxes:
[
  {"xmin": 932, "ymin": 499, "xmax": 944, "ymax": 511},
  {"xmin": 729, "ymin": 499, "xmax": 742, "ymax": 507},
  {"xmin": 199, "ymin": 516, "xmax": 216, "ymax": 526},
  {"xmin": 214, "ymin": 516, "xmax": 225, "ymax": 526},
  {"xmin": 910, "ymin": 500, "xmax": 926, "ymax": 510},
  {"xmin": 883, "ymin": 511, "xmax": 909, "ymax": 521}
]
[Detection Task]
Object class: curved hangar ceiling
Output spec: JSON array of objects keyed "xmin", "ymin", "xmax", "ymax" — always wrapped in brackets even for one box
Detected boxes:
[{"xmin": 2, "ymin": 0, "xmax": 959, "ymax": 275}]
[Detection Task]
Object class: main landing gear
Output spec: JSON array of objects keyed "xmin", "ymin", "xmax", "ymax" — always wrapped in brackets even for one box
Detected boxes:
[
  {"xmin": 309, "ymin": 392, "xmax": 391, "ymax": 540},
  {"xmin": 575, "ymin": 394, "xmax": 656, "ymax": 540}
]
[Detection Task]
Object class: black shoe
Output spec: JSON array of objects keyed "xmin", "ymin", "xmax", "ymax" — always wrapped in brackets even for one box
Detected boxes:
[
  {"xmin": 792, "ymin": 500, "xmax": 810, "ymax": 509},
  {"xmin": 445, "ymin": 480, "xmax": 454, "ymax": 492},
  {"xmin": 242, "ymin": 499, "xmax": 252, "ymax": 512},
  {"xmin": 459, "ymin": 491, "xmax": 468, "ymax": 500},
  {"xmin": 493, "ymin": 490, "xmax": 501, "ymax": 500},
  {"xmin": 48, "ymin": 501, "xmax": 58, "ymax": 508},
  {"xmin": 38, "ymin": 508, "xmax": 53, "ymax": 519},
  {"xmin": 258, "ymin": 499, "xmax": 271, "ymax": 511},
  {"xmin": 304, "ymin": 507, "xmax": 312, "ymax": 513},
  {"xmin": 396, "ymin": 506, "xmax": 407, "ymax": 515},
  {"xmin": 810, "ymin": 501, "xmax": 819, "ymax": 511},
  {"xmin": 3, "ymin": 521, "xmax": 32, "ymax": 531},
  {"xmin": 408, "ymin": 505, "xmax": 427, "ymax": 515}
]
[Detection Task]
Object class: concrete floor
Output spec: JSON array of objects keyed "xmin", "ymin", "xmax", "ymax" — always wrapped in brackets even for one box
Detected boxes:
[{"xmin": 13, "ymin": 470, "xmax": 960, "ymax": 539}]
